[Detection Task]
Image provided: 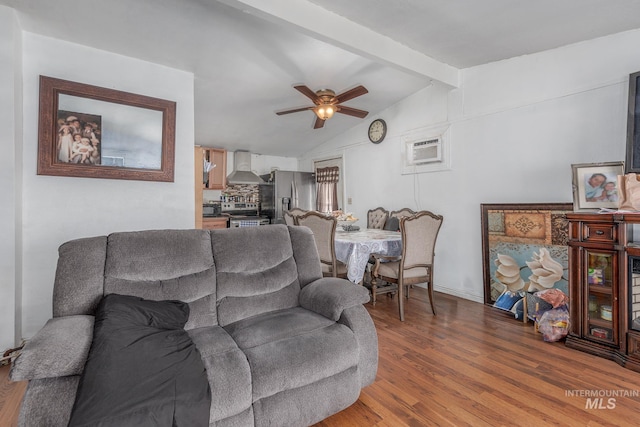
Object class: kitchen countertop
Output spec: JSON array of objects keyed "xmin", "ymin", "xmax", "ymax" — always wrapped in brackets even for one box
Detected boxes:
[{"xmin": 203, "ymin": 214, "xmax": 230, "ymax": 219}]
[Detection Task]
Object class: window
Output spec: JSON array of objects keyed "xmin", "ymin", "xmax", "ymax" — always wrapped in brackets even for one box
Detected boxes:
[{"xmin": 315, "ymin": 166, "xmax": 339, "ymax": 212}]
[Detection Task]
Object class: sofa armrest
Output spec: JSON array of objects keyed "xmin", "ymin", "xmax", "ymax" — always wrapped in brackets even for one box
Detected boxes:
[
  {"xmin": 10, "ymin": 315, "xmax": 94, "ymax": 381},
  {"xmin": 299, "ymin": 278, "xmax": 370, "ymax": 321},
  {"xmin": 338, "ymin": 305, "xmax": 378, "ymax": 387}
]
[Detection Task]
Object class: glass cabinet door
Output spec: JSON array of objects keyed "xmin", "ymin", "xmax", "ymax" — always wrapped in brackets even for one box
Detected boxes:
[
  {"xmin": 584, "ymin": 249, "xmax": 617, "ymax": 344},
  {"xmin": 630, "ymin": 256, "xmax": 640, "ymax": 333}
]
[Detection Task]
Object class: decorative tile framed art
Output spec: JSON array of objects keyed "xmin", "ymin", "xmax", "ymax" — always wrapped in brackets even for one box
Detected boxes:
[{"xmin": 481, "ymin": 203, "xmax": 573, "ymax": 307}]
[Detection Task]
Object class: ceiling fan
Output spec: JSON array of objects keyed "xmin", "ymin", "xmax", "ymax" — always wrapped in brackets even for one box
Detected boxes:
[{"xmin": 276, "ymin": 85, "xmax": 369, "ymax": 129}]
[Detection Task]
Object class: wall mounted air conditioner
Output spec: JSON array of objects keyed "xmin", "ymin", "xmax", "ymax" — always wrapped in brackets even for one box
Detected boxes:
[
  {"xmin": 406, "ymin": 137, "xmax": 442, "ymax": 166},
  {"xmin": 400, "ymin": 124, "xmax": 450, "ymax": 175}
]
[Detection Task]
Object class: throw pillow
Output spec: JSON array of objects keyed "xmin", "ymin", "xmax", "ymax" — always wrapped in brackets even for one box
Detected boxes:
[{"xmin": 383, "ymin": 216, "xmax": 399, "ymax": 231}]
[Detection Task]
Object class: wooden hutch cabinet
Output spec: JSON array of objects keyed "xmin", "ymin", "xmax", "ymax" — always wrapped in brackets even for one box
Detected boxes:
[{"xmin": 566, "ymin": 212, "xmax": 640, "ymax": 372}]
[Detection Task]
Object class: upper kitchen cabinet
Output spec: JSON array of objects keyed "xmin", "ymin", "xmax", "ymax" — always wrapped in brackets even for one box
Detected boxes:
[
  {"xmin": 195, "ymin": 146, "xmax": 227, "ymax": 229},
  {"xmin": 202, "ymin": 147, "xmax": 227, "ymax": 190}
]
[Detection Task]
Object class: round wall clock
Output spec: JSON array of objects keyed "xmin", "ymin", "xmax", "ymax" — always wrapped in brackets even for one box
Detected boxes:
[{"xmin": 368, "ymin": 119, "xmax": 387, "ymax": 144}]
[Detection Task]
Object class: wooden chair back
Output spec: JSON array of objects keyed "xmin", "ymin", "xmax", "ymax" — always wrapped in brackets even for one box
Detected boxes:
[
  {"xmin": 390, "ymin": 208, "xmax": 417, "ymax": 220},
  {"xmin": 367, "ymin": 207, "xmax": 389, "ymax": 229},
  {"xmin": 284, "ymin": 208, "xmax": 307, "ymax": 225},
  {"xmin": 296, "ymin": 211, "xmax": 341, "ymax": 277},
  {"xmin": 400, "ymin": 211, "xmax": 443, "ymax": 271}
]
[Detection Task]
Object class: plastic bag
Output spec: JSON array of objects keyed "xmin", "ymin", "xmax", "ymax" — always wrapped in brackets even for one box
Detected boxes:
[
  {"xmin": 617, "ymin": 173, "xmax": 640, "ymax": 211},
  {"xmin": 535, "ymin": 288, "xmax": 568, "ymax": 308},
  {"xmin": 537, "ymin": 306, "xmax": 570, "ymax": 342}
]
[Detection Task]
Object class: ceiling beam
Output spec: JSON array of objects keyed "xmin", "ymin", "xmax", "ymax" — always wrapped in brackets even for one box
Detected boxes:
[{"xmin": 219, "ymin": 0, "xmax": 460, "ymax": 88}]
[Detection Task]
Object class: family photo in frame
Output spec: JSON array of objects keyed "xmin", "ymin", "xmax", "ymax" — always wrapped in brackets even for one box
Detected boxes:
[
  {"xmin": 56, "ymin": 110, "xmax": 102, "ymax": 166},
  {"xmin": 571, "ymin": 162, "xmax": 625, "ymax": 211}
]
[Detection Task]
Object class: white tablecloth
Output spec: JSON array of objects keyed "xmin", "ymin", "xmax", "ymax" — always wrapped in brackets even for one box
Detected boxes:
[{"xmin": 335, "ymin": 229, "xmax": 402, "ymax": 283}]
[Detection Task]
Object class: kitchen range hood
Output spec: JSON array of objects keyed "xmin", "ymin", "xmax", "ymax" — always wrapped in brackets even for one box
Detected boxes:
[{"xmin": 226, "ymin": 151, "xmax": 264, "ymax": 185}]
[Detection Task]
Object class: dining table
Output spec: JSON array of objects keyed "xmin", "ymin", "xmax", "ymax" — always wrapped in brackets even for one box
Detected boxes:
[{"xmin": 334, "ymin": 228, "xmax": 402, "ymax": 283}]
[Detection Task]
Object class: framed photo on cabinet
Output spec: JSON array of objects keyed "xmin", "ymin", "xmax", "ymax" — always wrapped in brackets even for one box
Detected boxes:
[{"xmin": 571, "ymin": 162, "xmax": 624, "ymax": 211}]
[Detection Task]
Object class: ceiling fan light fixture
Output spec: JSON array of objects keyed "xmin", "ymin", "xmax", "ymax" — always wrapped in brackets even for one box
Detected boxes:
[
  {"xmin": 278, "ymin": 84, "xmax": 368, "ymax": 129},
  {"xmin": 314, "ymin": 104, "xmax": 336, "ymax": 120}
]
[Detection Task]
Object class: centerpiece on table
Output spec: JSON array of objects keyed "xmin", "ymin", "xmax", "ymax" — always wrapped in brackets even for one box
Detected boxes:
[{"xmin": 331, "ymin": 210, "xmax": 359, "ymax": 231}]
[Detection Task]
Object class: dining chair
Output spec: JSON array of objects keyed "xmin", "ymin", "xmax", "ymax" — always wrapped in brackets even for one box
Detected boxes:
[
  {"xmin": 367, "ymin": 207, "xmax": 389, "ymax": 229},
  {"xmin": 296, "ymin": 211, "xmax": 348, "ymax": 278},
  {"xmin": 365, "ymin": 207, "xmax": 391, "ymax": 282},
  {"xmin": 370, "ymin": 207, "xmax": 413, "ymax": 273},
  {"xmin": 284, "ymin": 208, "xmax": 307, "ymax": 225},
  {"xmin": 371, "ymin": 210, "xmax": 443, "ymax": 321},
  {"xmin": 385, "ymin": 208, "xmax": 416, "ymax": 231},
  {"xmin": 390, "ymin": 208, "xmax": 416, "ymax": 220}
]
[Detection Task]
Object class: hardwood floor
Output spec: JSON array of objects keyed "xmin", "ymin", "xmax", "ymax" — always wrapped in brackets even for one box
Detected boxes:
[
  {"xmin": 2, "ymin": 289, "xmax": 640, "ymax": 426},
  {"xmin": 0, "ymin": 362, "xmax": 25, "ymax": 427},
  {"xmin": 316, "ymin": 288, "xmax": 640, "ymax": 427}
]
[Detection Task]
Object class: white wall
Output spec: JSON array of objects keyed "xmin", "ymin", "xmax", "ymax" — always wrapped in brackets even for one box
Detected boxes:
[
  {"xmin": 301, "ymin": 29, "xmax": 640, "ymax": 302},
  {"xmin": 19, "ymin": 33, "xmax": 195, "ymax": 339},
  {"xmin": 0, "ymin": 6, "xmax": 22, "ymax": 350},
  {"xmin": 251, "ymin": 153, "xmax": 299, "ymax": 175}
]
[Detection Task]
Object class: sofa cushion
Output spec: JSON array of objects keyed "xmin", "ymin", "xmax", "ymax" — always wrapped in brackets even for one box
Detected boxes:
[
  {"xmin": 11, "ymin": 315, "xmax": 94, "ymax": 381},
  {"xmin": 188, "ymin": 326, "xmax": 252, "ymax": 423},
  {"xmin": 104, "ymin": 230, "xmax": 217, "ymax": 329},
  {"xmin": 212, "ymin": 226, "xmax": 301, "ymax": 326},
  {"xmin": 377, "ymin": 261, "xmax": 428, "ymax": 279},
  {"xmin": 105, "ymin": 229, "xmax": 214, "ymax": 281},
  {"xmin": 224, "ymin": 307, "xmax": 335, "ymax": 349},
  {"xmin": 105, "ymin": 268, "xmax": 217, "ymax": 330},
  {"xmin": 224, "ymin": 307, "xmax": 359, "ymax": 401},
  {"xmin": 253, "ymin": 367, "xmax": 361, "ymax": 427}
]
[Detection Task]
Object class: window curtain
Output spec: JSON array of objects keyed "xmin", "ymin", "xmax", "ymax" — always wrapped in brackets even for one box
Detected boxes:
[{"xmin": 316, "ymin": 166, "xmax": 339, "ymax": 212}]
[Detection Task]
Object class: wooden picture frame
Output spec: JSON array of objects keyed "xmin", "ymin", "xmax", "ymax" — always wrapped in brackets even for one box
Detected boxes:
[
  {"xmin": 626, "ymin": 70, "xmax": 640, "ymax": 173},
  {"xmin": 481, "ymin": 203, "xmax": 573, "ymax": 306},
  {"xmin": 37, "ymin": 75, "xmax": 176, "ymax": 182},
  {"xmin": 571, "ymin": 162, "xmax": 624, "ymax": 212}
]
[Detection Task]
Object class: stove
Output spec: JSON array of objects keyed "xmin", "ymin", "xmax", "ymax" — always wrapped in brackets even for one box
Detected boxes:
[{"xmin": 222, "ymin": 202, "xmax": 270, "ymax": 227}]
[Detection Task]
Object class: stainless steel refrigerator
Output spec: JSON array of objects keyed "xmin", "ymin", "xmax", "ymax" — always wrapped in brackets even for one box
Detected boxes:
[{"xmin": 259, "ymin": 171, "xmax": 316, "ymax": 224}]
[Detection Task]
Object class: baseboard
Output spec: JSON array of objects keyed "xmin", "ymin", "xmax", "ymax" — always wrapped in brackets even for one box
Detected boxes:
[{"xmin": 414, "ymin": 283, "xmax": 484, "ymax": 304}]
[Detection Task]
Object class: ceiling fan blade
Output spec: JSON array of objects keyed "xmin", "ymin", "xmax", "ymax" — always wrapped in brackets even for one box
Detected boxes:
[
  {"xmin": 294, "ymin": 85, "xmax": 321, "ymax": 104},
  {"xmin": 335, "ymin": 85, "xmax": 368, "ymax": 103},
  {"xmin": 337, "ymin": 106, "xmax": 369, "ymax": 119},
  {"xmin": 313, "ymin": 116, "xmax": 325, "ymax": 129},
  {"xmin": 276, "ymin": 106, "xmax": 314, "ymax": 115}
]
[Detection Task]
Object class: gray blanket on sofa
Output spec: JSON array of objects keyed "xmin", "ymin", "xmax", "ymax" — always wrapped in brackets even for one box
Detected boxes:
[{"xmin": 68, "ymin": 294, "xmax": 211, "ymax": 427}]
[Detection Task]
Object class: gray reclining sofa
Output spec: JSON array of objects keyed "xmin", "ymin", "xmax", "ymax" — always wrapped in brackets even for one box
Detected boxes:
[{"xmin": 11, "ymin": 225, "xmax": 378, "ymax": 426}]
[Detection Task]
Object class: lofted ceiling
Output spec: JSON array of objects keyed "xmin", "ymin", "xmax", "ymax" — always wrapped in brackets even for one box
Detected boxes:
[{"xmin": 4, "ymin": 0, "xmax": 640, "ymax": 157}]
